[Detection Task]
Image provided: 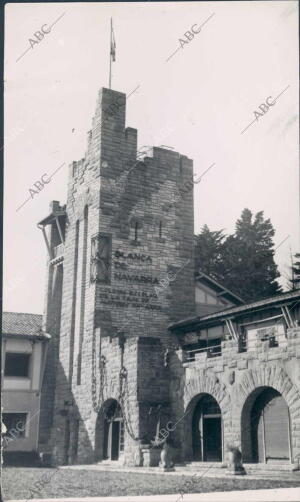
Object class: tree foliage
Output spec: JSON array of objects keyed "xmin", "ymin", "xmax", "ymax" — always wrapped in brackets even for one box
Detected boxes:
[
  {"xmin": 195, "ymin": 209, "xmax": 282, "ymax": 302},
  {"xmin": 194, "ymin": 225, "xmax": 226, "ymax": 281},
  {"xmin": 290, "ymin": 253, "xmax": 300, "ymax": 290}
]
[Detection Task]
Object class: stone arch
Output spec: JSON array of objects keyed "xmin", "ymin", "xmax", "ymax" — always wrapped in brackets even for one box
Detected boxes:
[
  {"xmin": 103, "ymin": 377, "xmax": 119, "ymax": 402},
  {"xmin": 95, "ymin": 398, "xmax": 123, "ymax": 462},
  {"xmin": 184, "ymin": 372, "xmax": 231, "ymax": 418},
  {"xmin": 182, "ymin": 373, "xmax": 232, "ymax": 462},
  {"xmin": 238, "ymin": 366, "xmax": 300, "ymax": 463},
  {"xmin": 191, "ymin": 394, "xmax": 223, "ymax": 461},
  {"xmin": 238, "ymin": 366, "xmax": 300, "ymax": 422},
  {"xmin": 241, "ymin": 387, "xmax": 290, "ymax": 463}
]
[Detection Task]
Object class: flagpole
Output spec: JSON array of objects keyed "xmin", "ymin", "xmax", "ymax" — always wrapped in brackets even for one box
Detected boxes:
[{"xmin": 109, "ymin": 18, "xmax": 112, "ymax": 89}]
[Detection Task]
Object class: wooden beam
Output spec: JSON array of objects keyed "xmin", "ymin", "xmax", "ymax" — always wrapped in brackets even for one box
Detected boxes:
[
  {"xmin": 225, "ymin": 319, "xmax": 238, "ymax": 340},
  {"xmin": 281, "ymin": 305, "xmax": 295, "ymax": 329},
  {"xmin": 55, "ymin": 216, "xmax": 64, "ymax": 244},
  {"xmin": 41, "ymin": 226, "xmax": 52, "ymax": 259},
  {"xmin": 285, "ymin": 305, "xmax": 296, "ymax": 328}
]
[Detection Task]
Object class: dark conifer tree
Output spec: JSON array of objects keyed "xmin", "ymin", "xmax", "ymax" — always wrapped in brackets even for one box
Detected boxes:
[
  {"xmin": 194, "ymin": 224, "xmax": 226, "ymax": 280},
  {"xmin": 290, "ymin": 253, "xmax": 300, "ymax": 290},
  {"xmin": 194, "ymin": 209, "xmax": 282, "ymax": 302}
]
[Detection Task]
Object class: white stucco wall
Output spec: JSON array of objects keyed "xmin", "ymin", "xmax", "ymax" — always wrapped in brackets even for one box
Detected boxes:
[{"xmin": 2, "ymin": 337, "xmax": 46, "ymax": 451}]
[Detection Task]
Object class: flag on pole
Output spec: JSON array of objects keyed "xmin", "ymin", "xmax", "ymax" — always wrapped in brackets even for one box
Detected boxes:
[{"xmin": 110, "ymin": 18, "xmax": 116, "ymax": 62}]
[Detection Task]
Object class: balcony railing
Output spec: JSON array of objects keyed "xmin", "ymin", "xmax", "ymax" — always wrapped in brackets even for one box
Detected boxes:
[
  {"xmin": 239, "ymin": 333, "xmax": 287, "ymax": 352},
  {"xmin": 185, "ymin": 343, "xmax": 222, "ymax": 362},
  {"xmin": 51, "ymin": 243, "xmax": 64, "ymax": 261},
  {"xmin": 184, "ymin": 333, "xmax": 289, "ymax": 363}
]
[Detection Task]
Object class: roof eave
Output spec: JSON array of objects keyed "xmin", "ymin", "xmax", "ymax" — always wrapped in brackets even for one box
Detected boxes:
[
  {"xmin": 2, "ymin": 333, "xmax": 51, "ymax": 341},
  {"xmin": 38, "ymin": 210, "xmax": 66, "ymax": 227},
  {"xmin": 169, "ymin": 290, "xmax": 300, "ymax": 333}
]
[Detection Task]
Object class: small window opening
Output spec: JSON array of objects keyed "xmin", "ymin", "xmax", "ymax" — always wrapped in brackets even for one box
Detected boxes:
[
  {"xmin": 5, "ymin": 353, "xmax": 30, "ymax": 377},
  {"xmin": 2, "ymin": 413, "xmax": 27, "ymax": 439},
  {"xmin": 159, "ymin": 221, "xmax": 163, "ymax": 239},
  {"xmin": 134, "ymin": 222, "xmax": 139, "ymax": 241}
]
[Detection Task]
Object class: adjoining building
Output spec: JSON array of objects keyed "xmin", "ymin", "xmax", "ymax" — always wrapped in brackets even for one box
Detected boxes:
[
  {"xmin": 195, "ymin": 272, "xmax": 244, "ymax": 317},
  {"xmin": 1, "ymin": 312, "xmax": 50, "ymax": 464},
  {"xmin": 169, "ymin": 289, "xmax": 300, "ymax": 467},
  {"xmin": 36, "ymin": 86, "xmax": 300, "ymax": 470}
]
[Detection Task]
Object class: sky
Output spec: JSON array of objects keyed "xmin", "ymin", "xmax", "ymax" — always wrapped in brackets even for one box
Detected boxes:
[{"xmin": 3, "ymin": 0, "xmax": 299, "ymax": 314}]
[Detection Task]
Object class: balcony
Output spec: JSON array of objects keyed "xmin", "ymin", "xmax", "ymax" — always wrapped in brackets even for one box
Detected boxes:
[
  {"xmin": 182, "ymin": 330, "xmax": 299, "ymax": 368},
  {"xmin": 50, "ymin": 243, "xmax": 64, "ymax": 264},
  {"xmin": 184, "ymin": 342, "xmax": 222, "ymax": 363}
]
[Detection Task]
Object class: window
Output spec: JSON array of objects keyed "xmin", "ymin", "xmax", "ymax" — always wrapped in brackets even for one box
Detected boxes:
[
  {"xmin": 5, "ymin": 353, "xmax": 30, "ymax": 377},
  {"xmin": 2, "ymin": 413, "xmax": 27, "ymax": 439},
  {"xmin": 134, "ymin": 221, "xmax": 139, "ymax": 241},
  {"xmin": 159, "ymin": 221, "xmax": 163, "ymax": 238},
  {"xmin": 129, "ymin": 219, "xmax": 142, "ymax": 243}
]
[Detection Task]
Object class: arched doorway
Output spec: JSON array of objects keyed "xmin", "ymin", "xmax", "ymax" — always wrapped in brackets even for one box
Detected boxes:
[
  {"xmin": 192, "ymin": 394, "xmax": 222, "ymax": 461},
  {"xmin": 95, "ymin": 399, "xmax": 124, "ymax": 462},
  {"xmin": 241, "ymin": 387, "xmax": 291, "ymax": 463}
]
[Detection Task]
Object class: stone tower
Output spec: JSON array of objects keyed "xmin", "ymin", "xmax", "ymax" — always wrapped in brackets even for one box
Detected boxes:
[{"xmin": 38, "ymin": 87, "xmax": 195, "ymax": 465}]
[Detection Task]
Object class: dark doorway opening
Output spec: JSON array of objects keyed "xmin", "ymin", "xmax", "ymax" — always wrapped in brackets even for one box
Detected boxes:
[
  {"xmin": 203, "ymin": 416, "xmax": 222, "ymax": 461},
  {"xmin": 192, "ymin": 394, "xmax": 222, "ymax": 462},
  {"xmin": 111, "ymin": 421, "xmax": 120, "ymax": 460},
  {"xmin": 95, "ymin": 400, "xmax": 124, "ymax": 462}
]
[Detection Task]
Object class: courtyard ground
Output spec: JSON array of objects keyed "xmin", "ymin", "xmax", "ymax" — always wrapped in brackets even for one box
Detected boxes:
[{"xmin": 2, "ymin": 467, "xmax": 300, "ymax": 500}]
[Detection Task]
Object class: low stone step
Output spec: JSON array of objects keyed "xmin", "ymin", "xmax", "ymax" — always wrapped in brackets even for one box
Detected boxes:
[
  {"xmin": 184, "ymin": 462, "xmax": 226, "ymax": 470},
  {"xmin": 244, "ymin": 462, "xmax": 297, "ymax": 472},
  {"xmin": 3, "ymin": 450, "xmax": 41, "ymax": 467},
  {"xmin": 182, "ymin": 461, "xmax": 298, "ymax": 474}
]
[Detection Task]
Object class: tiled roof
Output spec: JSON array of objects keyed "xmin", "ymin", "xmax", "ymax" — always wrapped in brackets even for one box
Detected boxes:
[{"xmin": 2, "ymin": 312, "xmax": 44, "ymax": 337}]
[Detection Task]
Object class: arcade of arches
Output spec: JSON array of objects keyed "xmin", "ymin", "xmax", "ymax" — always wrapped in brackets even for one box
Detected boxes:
[{"xmin": 184, "ymin": 387, "xmax": 292, "ymax": 465}]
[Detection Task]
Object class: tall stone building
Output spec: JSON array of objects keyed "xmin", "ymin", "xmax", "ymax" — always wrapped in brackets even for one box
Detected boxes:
[
  {"xmin": 38, "ymin": 86, "xmax": 300, "ymax": 470},
  {"xmin": 38, "ymin": 87, "xmax": 195, "ymax": 465}
]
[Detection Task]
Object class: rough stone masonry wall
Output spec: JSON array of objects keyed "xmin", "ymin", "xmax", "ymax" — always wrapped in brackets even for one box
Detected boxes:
[
  {"xmin": 43, "ymin": 87, "xmax": 196, "ymax": 465},
  {"xmin": 39, "ymin": 213, "xmax": 64, "ymax": 448},
  {"xmin": 95, "ymin": 93, "xmax": 195, "ymax": 339},
  {"xmin": 137, "ymin": 337, "xmax": 171, "ymax": 446},
  {"xmin": 169, "ymin": 327, "xmax": 300, "ymax": 465}
]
